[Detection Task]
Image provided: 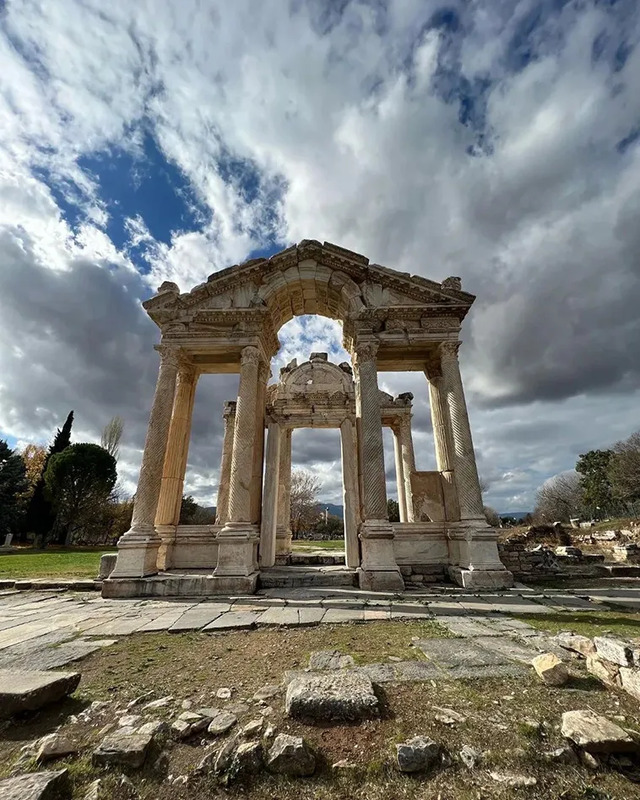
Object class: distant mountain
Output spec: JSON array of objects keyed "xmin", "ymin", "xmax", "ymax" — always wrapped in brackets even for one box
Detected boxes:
[
  {"xmin": 319, "ymin": 503, "xmax": 344, "ymax": 519},
  {"xmin": 498, "ymin": 510, "xmax": 530, "ymax": 520}
]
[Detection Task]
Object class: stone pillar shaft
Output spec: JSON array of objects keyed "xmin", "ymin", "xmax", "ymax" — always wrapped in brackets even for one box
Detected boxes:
[
  {"xmin": 155, "ymin": 361, "xmax": 197, "ymax": 527},
  {"xmin": 215, "ymin": 402, "xmax": 236, "ymax": 525},
  {"xmin": 250, "ymin": 363, "xmax": 269, "ymax": 525},
  {"xmin": 427, "ymin": 374, "xmax": 456, "ymax": 473},
  {"xmin": 439, "ymin": 342, "xmax": 485, "ymax": 520},
  {"xmin": 259, "ymin": 420, "xmax": 280, "ymax": 567},
  {"xmin": 393, "ymin": 428, "xmax": 407, "ymax": 522},
  {"xmin": 275, "ymin": 427, "xmax": 292, "ymax": 556},
  {"xmin": 398, "ymin": 417, "xmax": 416, "ymax": 523},
  {"xmin": 340, "ymin": 418, "xmax": 360, "ymax": 568}
]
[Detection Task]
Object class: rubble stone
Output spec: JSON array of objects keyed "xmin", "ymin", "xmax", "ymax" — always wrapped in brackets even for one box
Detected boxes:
[
  {"xmin": 395, "ymin": 736, "xmax": 440, "ymax": 773},
  {"xmin": 531, "ymin": 653, "xmax": 569, "ymax": 686},
  {"xmin": 587, "ymin": 656, "xmax": 621, "ymax": 687},
  {"xmin": 594, "ymin": 637, "xmax": 633, "ymax": 667},
  {"xmin": 92, "ymin": 732, "xmax": 153, "ymax": 768},
  {"xmin": 554, "ymin": 633, "xmax": 596, "ymax": 658},
  {"xmin": 266, "ymin": 734, "xmax": 316, "ymax": 776},
  {"xmin": 0, "ymin": 669, "xmax": 81, "ymax": 718},
  {"xmin": 35, "ymin": 733, "xmax": 78, "ymax": 763},
  {"xmin": 285, "ymin": 672, "xmax": 379, "ymax": 721},
  {"xmin": 0, "ymin": 769, "xmax": 70, "ymax": 800},
  {"xmin": 561, "ymin": 710, "xmax": 637, "ymax": 753}
]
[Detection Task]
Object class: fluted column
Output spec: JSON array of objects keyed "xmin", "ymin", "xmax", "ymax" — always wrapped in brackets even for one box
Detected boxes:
[
  {"xmin": 250, "ymin": 362, "xmax": 270, "ymax": 525},
  {"xmin": 425, "ymin": 355, "xmax": 459, "ymax": 522},
  {"xmin": 259, "ymin": 420, "xmax": 280, "ymax": 567},
  {"xmin": 110, "ymin": 345, "xmax": 179, "ymax": 578},
  {"xmin": 392, "ymin": 423, "xmax": 407, "ymax": 523},
  {"xmin": 340, "ymin": 418, "xmax": 360, "ymax": 568},
  {"xmin": 397, "ymin": 415, "xmax": 417, "ymax": 522},
  {"xmin": 439, "ymin": 342, "xmax": 484, "ymax": 520},
  {"xmin": 213, "ymin": 346, "xmax": 263, "ymax": 587},
  {"xmin": 275, "ymin": 428, "xmax": 292, "ymax": 557},
  {"xmin": 215, "ymin": 401, "xmax": 236, "ymax": 525},
  {"xmin": 352, "ymin": 341, "xmax": 403, "ymax": 591}
]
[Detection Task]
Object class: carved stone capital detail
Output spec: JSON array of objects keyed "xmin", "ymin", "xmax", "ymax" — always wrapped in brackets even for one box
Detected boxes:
[
  {"xmin": 353, "ymin": 341, "xmax": 379, "ymax": 363},
  {"xmin": 156, "ymin": 344, "xmax": 181, "ymax": 368},
  {"xmin": 223, "ymin": 400, "xmax": 237, "ymax": 420},
  {"xmin": 424, "ymin": 353, "xmax": 442, "ymax": 380},
  {"xmin": 439, "ymin": 341, "xmax": 461, "ymax": 360},
  {"xmin": 240, "ymin": 345, "xmax": 262, "ymax": 367}
]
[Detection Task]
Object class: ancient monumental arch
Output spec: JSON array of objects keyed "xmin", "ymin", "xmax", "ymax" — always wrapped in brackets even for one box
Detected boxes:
[{"xmin": 104, "ymin": 240, "xmax": 513, "ymax": 598}]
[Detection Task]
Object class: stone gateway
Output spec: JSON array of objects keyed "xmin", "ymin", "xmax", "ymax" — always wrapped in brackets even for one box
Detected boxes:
[{"xmin": 103, "ymin": 240, "xmax": 512, "ymax": 597}]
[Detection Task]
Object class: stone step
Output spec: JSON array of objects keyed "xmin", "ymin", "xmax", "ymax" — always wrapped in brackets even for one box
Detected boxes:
[
  {"xmin": 258, "ymin": 566, "xmax": 357, "ymax": 589},
  {"xmin": 598, "ymin": 564, "xmax": 640, "ymax": 578},
  {"xmin": 284, "ymin": 552, "xmax": 345, "ymax": 566}
]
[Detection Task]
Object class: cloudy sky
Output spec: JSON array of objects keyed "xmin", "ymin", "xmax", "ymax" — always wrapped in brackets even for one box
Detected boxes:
[{"xmin": 1, "ymin": 0, "xmax": 639, "ymax": 514}]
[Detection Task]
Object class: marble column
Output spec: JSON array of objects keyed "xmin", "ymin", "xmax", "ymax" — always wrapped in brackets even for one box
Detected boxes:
[
  {"xmin": 397, "ymin": 416, "xmax": 417, "ymax": 523},
  {"xmin": 392, "ymin": 424, "xmax": 407, "ymax": 523},
  {"xmin": 353, "ymin": 341, "xmax": 403, "ymax": 591},
  {"xmin": 215, "ymin": 401, "xmax": 236, "ymax": 526},
  {"xmin": 250, "ymin": 362, "xmax": 270, "ymax": 526},
  {"xmin": 275, "ymin": 427, "xmax": 292, "ymax": 558},
  {"xmin": 213, "ymin": 346, "xmax": 263, "ymax": 591},
  {"xmin": 259, "ymin": 420, "xmax": 281, "ymax": 567},
  {"xmin": 110, "ymin": 345, "xmax": 179, "ymax": 578},
  {"xmin": 425, "ymin": 356, "xmax": 459, "ymax": 522},
  {"xmin": 438, "ymin": 341, "xmax": 512, "ymax": 588},
  {"xmin": 340, "ymin": 418, "xmax": 360, "ymax": 568},
  {"xmin": 154, "ymin": 359, "xmax": 198, "ymax": 569}
]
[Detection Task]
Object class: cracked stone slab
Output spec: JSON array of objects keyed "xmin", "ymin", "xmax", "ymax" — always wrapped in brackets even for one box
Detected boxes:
[
  {"xmin": 437, "ymin": 616, "xmax": 504, "ymax": 637},
  {"xmin": 285, "ymin": 671, "xmax": 379, "ymax": 721},
  {"xmin": 415, "ymin": 638, "xmax": 512, "ymax": 668},
  {"xmin": 168, "ymin": 604, "xmax": 230, "ymax": 631},
  {"xmin": 322, "ymin": 607, "xmax": 364, "ymax": 624},
  {"xmin": 0, "ymin": 768, "xmax": 70, "ymax": 799},
  {"xmin": 0, "ymin": 669, "xmax": 81, "ymax": 717},
  {"xmin": 203, "ymin": 611, "xmax": 260, "ymax": 630},
  {"xmin": 473, "ymin": 636, "xmax": 540, "ymax": 665},
  {"xmin": 2, "ymin": 639, "xmax": 116, "ymax": 671}
]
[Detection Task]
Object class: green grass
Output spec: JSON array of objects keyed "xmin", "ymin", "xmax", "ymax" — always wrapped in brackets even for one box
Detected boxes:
[
  {"xmin": 291, "ymin": 539, "xmax": 344, "ymax": 550},
  {"xmin": 0, "ymin": 548, "xmax": 111, "ymax": 579},
  {"xmin": 515, "ymin": 609, "xmax": 640, "ymax": 639}
]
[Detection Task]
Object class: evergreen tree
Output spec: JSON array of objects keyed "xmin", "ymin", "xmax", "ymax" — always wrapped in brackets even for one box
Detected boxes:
[
  {"xmin": 0, "ymin": 440, "xmax": 28, "ymax": 535},
  {"xmin": 23, "ymin": 410, "xmax": 74, "ymax": 545}
]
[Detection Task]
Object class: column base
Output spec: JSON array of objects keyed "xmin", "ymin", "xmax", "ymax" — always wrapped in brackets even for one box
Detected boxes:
[
  {"xmin": 448, "ymin": 565, "xmax": 514, "ymax": 590},
  {"xmin": 275, "ymin": 526, "xmax": 292, "ymax": 557},
  {"xmin": 208, "ymin": 573, "xmax": 259, "ymax": 594},
  {"xmin": 155, "ymin": 524, "xmax": 176, "ymax": 571},
  {"xmin": 214, "ymin": 522, "xmax": 259, "ymax": 578},
  {"xmin": 358, "ymin": 520, "xmax": 404, "ymax": 592},
  {"xmin": 109, "ymin": 525, "xmax": 161, "ymax": 578},
  {"xmin": 172, "ymin": 524, "xmax": 220, "ymax": 569}
]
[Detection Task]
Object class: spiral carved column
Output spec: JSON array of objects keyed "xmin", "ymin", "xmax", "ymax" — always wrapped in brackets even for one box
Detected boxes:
[
  {"xmin": 352, "ymin": 341, "xmax": 403, "ymax": 591},
  {"xmin": 340, "ymin": 418, "xmax": 360, "ymax": 569},
  {"xmin": 425, "ymin": 357, "xmax": 460, "ymax": 522},
  {"xmin": 111, "ymin": 345, "xmax": 179, "ymax": 578}
]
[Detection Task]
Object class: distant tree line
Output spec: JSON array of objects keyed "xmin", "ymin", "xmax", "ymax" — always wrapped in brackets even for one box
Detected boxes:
[
  {"xmin": 533, "ymin": 429, "xmax": 640, "ymax": 522},
  {"xmin": 0, "ymin": 412, "xmax": 132, "ymax": 547}
]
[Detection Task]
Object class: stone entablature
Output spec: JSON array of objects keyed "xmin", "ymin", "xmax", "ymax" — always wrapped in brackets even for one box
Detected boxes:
[{"xmin": 104, "ymin": 240, "xmax": 513, "ymax": 598}]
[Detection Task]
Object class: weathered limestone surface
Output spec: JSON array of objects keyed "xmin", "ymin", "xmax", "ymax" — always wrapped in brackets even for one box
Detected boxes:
[
  {"xmin": 561, "ymin": 710, "xmax": 637, "ymax": 753},
  {"xmin": 266, "ymin": 734, "xmax": 316, "ymax": 776},
  {"xmin": 92, "ymin": 732, "xmax": 153, "ymax": 768},
  {"xmin": 395, "ymin": 736, "xmax": 440, "ymax": 773},
  {"xmin": 285, "ymin": 672, "xmax": 379, "ymax": 721},
  {"xmin": 0, "ymin": 669, "xmax": 80, "ymax": 718},
  {"xmin": 0, "ymin": 769, "xmax": 70, "ymax": 800},
  {"xmin": 531, "ymin": 653, "xmax": 568, "ymax": 686}
]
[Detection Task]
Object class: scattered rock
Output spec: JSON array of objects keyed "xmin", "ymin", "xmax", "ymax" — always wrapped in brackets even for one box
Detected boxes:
[
  {"xmin": 561, "ymin": 710, "xmax": 637, "ymax": 753},
  {"xmin": 213, "ymin": 739, "xmax": 237, "ymax": 775},
  {"xmin": 126, "ymin": 691, "xmax": 153, "ymax": 709},
  {"xmin": 171, "ymin": 710, "xmax": 209, "ymax": 739},
  {"xmin": 170, "ymin": 719, "xmax": 191, "ymax": 740},
  {"xmin": 0, "ymin": 669, "xmax": 81, "ymax": 718},
  {"xmin": 620, "ymin": 667, "xmax": 640, "ymax": 701},
  {"xmin": 332, "ymin": 759, "xmax": 358, "ymax": 772},
  {"xmin": 0, "ymin": 769, "xmax": 70, "ymax": 800},
  {"xmin": 241, "ymin": 718, "xmax": 264, "ymax": 738},
  {"xmin": 84, "ymin": 775, "xmax": 138, "ymax": 800},
  {"xmin": 35, "ymin": 733, "xmax": 79, "ymax": 763},
  {"xmin": 594, "ymin": 637, "xmax": 633, "ymax": 667},
  {"xmin": 208, "ymin": 711, "xmax": 237, "ymax": 736},
  {"xmin": 253, "ymin": 685, "xmax": 280, "ymax": 701},
  {"xmin": 137, "ymin": 720, "xmax": 168, "ymax": 737},
  {"xmin": 142, "ymin": 695, "xmax": 173, "ymax": 711},
  {"xmin": 554, "ymin": 633, "xmax": 596, "ymax": 659},
  {"xmin": 542, "ymin": 746, "xmax": 579, "ymax": 764},
  {"xmin": 459, "ymin": 745, "xmax": 481, "ymax": 769},
  {"xmin": 263, "ymin": 724, "xmax": 276, "ymax": 740},
  {"xmin": 586, "ymin": 656, "xmax": 621, "ymax": 687},
  {"xmin": 216, "ymin": 688, "xmax": 232, "ymax": 700},
  {"xmin": 490, "ymin": 771, "xmax": 537, "ymax": 787},
  {"xmin": 118, "ymin": 715, "xmax": 141, "ymax": 728},
  {"xmin": 194, "ymin": 746, "xmax": 219, "ymax": 776},
  {"xmin": 286, "ymin": 672, "xmax": 379, "ymax": 721},
  {"xmin": 580, "ymin": 751, "xmax": 601, "ymax": 770},
  {"xmin": 308, "ymin": 650, "xmax": 356, "ymax": 670},
  {"xmin": 532, "ymin": 653, "xmax": 569, "ymax": 686},
  {"xmin": 266, "ymin": 734, "xmax": 316, "ymax": 776},
  {"xmin": 231, "ymin": 741, "xmax": 263, "ymax": 777},
  {"xmin": 92, "ymin": 732, "xmax": 153, "ymax": 768},
  {"xmin": 395, "ymin": 736, "xmax": 440, "ymax": 773},
  {"xmin": 181, "ymin": 699, "xmax": 192, "ymax": 709},
  {"xmin": 433, "ymin": 706, "xmax": 465, "ymax": 725}
]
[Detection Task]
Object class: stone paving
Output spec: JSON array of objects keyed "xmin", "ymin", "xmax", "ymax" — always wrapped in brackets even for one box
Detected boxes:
[{"xmin": 0, "ymin": 583, "xmax": 639, "ymax": 675}]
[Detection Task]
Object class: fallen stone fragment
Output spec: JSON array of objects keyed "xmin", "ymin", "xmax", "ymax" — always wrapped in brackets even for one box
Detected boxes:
[
  {"xmin": 118, "ymin": 715, "xmax": 141, "ymax": 728},
  {"xmin": 459, "ymin": 745, "xmax": 481, "ymax": 769},
  {"xmin": 332, "ymin": 759, "xmax": 358, "ymax": 772},
  {"xmin": 532, "ymin": 653, "xmax": 569, "ymax": 686},
  {"xmin": 216, "ymin": 687, "xmax": 232, "ymax": 700},
  {"xmin": 0, "ymin": 669, "xmax": 81, "ymax": 718},
  {"xmin": 213, "ymin": 739, "xmax": 237, "ymax": 775},
  {"xmin": 286, "ymin": 672, "xmax": 379, "ymax": 721},
  {"xmin": 253, "ymin": 684, "xmax": 281, "ymax": 701},
  {"xmin": 395, "ymin": 736, "xmax": 440, "ymax": 773},
  {"xmin": 490, "ymin": 771, "xmax": 537, "ymax": 787},
  {"xmin": 142, "ymin": 696, "xmax": 173, "ymax": 711},
  {"xmin": 137, "ymin": 720, "xmax": 168, "ymax": 737},
  {"xmin": 619, "ymin": 667, "xmax": 640, "ymax": 701},
  {"xmin": 0, "ymin": 768, "xmax": 70, "ymax": 800},
  {"xmin": 594, "ymin": 637, "xmax": 633, "ymax": 667},
  {"xmin": 84, "ymin": 774, "xmax": 138, "ymax": 800},
  {"xmin": 587, "ymin": 656, "xmax": 621, "ymax": 687},
  {"xmin": 194, "ymin": 745, "xmax": 219, "ymax": 776},
  {"xmin": 561, "ymin": 710, "xmax": 637, "ymax": 754},
  {"xmin": 433, "ymin": 706, "xmax": 466, "ymax": 725},
  {"xmin": 92, "ymin": 732, "xmax": 153, "ymax": 768},
  {"xmin": 554, "ymin": 633, "xmax": 596, "ymax": 658},
  {"xmin": 231, "ymin": 741, "xmax": 263, "ymax": 777},
  {"xmin": 35, "ymin": 733, "xmax": 78, "ymax": 763},
  {"xmin": 240, "ymin": 718, "xmax": 264, "ymax": 738},
  {"xmin": 170, "ymin": 719, "xmax": 191, "ymax": 740},
  {"xmin": 580, "ymin": 751, "xmax": 601, "ymax": 770},
  {"xmin": 308, "ymin": 650, "xmax": 355, "ymax": 670},
  {"xmin": 542, "ymin": 746, "xmax": 579, "ymax": 764},
  {"xmin": 266, "ymin": 734, "xmax": 316, "ymax": 776},
  {"xmin": 208, "ymin": 711, "xmax": 237, "ymax": 736}
]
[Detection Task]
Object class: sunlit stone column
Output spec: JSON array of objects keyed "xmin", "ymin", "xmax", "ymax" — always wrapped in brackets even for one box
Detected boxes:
[
  {"xmin": 155, "ymin": 358, "xmax": 198, "ymax": 568},
  {"xmin": 425, "ymin": 355, "xmax": 459, "ymax": 522},
  {"xmin": 250, "ymin": 361, "xmax": 270, "ymax": 525},
  {"xmin": 259, "ymin": 420, "xmax": 281, "ymax": 567},
  {"xmin": 392, "ymin": 423, "xmax": 407, "ymax": 523},
  {"xmin": 275, "ymin": 427, "xmax": 292, "ymax": 558},
  {"xmin": 352, "ymin": 341, "xmax": 403, "ymax": 591},
  {"xmin": 340, "ymin": 418, "xmax": 360, "ymax": 568},
  {"xmin": 213, "ymin": 346, "xmax": 263, "ymax": 590},
  {"xmin": 215, "ymin": 401, "xmax": 236, "ymax": 526},
  {"xmin": 110, "ymin": 345, "xmax": 179, "ymax": 578},
  {"xmin": 397, "ymin": 415, "xmax": 417, "ymax": 523}
]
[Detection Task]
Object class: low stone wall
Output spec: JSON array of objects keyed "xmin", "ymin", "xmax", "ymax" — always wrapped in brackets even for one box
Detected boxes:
[{"xmin": 498, "ymin": 541, "xmax": 605, "ymax": 580}]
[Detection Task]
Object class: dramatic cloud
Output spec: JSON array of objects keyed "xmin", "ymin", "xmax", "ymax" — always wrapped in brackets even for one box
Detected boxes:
[{"xmin": 1, "ymin": 0, "xmax": 639, "ymax": 511}]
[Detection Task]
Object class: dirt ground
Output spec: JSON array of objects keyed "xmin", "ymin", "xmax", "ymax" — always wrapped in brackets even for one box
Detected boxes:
[{"xmin": 3, "ymin": 619, "xmax": 640, "ymax": 799}]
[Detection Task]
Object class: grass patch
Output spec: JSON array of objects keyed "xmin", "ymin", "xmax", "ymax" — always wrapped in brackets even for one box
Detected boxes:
[
  {"xmin": 0, "ymin": 548, "xmax": 110, "ymax": 579},
  {"xmin": 291, "ymin": 540, "xmax": 344, "ymax": 551},
  {"xmin": 515, "ymin": 610, "xmax": 640, "ymax": 639}
]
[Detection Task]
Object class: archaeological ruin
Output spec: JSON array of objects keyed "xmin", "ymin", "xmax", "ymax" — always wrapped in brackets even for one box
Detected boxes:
[{"xmin": 103, "ymin": 240, "xmax": 513, "ymax": 597}]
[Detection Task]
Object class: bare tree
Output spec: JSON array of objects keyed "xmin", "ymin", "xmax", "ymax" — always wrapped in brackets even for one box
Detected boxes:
[
  {"xmin": 290, "ymin": 469, "xmax": 322, "ymax": 537},
  {"xmin": 609, "ymin": 430, "xmax": 640, "ymax": 507},
  {"xmin": 101, "ymin": 416, "xmax": 124, "ymax": 461},
  {"xmin": 534, "ymin": 470, "xmax": 583, "ymax": 522},
  {"xmin": 484, "ymin": 506, "xmax": 500, "ymax": 527}
]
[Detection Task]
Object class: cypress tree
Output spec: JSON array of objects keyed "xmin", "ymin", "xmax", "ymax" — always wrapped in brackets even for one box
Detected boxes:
[{"xmin": 23, "ymin": 410, "xmax": 74, "ymax": 545}]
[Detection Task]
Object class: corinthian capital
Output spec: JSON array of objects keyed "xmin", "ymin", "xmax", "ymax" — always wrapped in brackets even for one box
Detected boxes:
[
  {"xmin": 354, "ymin": 341, "xmax": 379, "ymax": 364},
  {"xmin": 439, "ymin": 341, "xmax": 461, "ymax": 360},
  {"xmin": 240, "ymin": 345, "xmax": 262, "ymax": 367},
  {"xmin": 223, "ymin": 400, "xmax": 237, "ymax": 420},
  {"xmin": 155, "ymin": 344, "xmax": 181, "ymax": 368}
]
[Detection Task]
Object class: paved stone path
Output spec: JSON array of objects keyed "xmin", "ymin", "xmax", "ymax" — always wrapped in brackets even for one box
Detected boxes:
[{"xmin": 0, "ymin": 583, "xmax": 638, "ymax": 674}]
